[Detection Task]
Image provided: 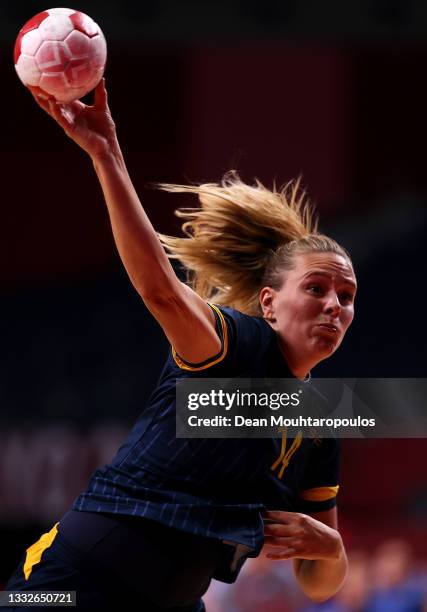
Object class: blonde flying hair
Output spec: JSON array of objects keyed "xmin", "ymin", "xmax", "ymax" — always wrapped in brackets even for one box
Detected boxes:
[{"xmin": 158, "ymin": 172, "xmax": 351, "ymax": 316}]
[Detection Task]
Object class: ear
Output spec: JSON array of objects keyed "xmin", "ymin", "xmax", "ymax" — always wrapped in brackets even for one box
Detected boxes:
[{"xmin": 259, "ymin": 287, "xmax": 277, "ymax": 322}]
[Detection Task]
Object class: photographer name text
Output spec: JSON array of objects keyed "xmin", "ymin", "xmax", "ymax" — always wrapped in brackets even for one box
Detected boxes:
[{"xmin": 187, "ymin": 414, "xmax": 376, "ymax": 428}]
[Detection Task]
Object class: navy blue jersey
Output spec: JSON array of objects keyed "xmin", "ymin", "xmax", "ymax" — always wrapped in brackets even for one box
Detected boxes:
[{"xmin": 74, "ymin": 304, "xmax": 339, "ymax": 577}]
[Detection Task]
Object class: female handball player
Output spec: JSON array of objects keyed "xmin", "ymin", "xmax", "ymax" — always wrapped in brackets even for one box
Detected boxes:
[{"xmin": 5, "ymin": 80, "xmax": 355, "ymax": 611}]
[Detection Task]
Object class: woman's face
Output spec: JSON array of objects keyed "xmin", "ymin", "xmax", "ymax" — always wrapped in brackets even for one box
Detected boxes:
[{"xmin": 261, "ymin": 252, "xmax": 357, "ymax": 365}]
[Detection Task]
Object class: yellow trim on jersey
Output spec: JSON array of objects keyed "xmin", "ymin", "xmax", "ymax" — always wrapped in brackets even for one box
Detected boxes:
[
  {"xmin": 172, "ymin": 303, "xmax": 229, "ymax": 371},
  {"xmin": 300, "ymin": 485, "xmax": 340, "ymax": 502},
  {"xmin": 23, "ymin": 523, "xmax": 59, "ymax": 580}
]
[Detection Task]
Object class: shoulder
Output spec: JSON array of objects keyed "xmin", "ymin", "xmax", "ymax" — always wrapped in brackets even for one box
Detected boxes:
[
  {"xmin": 214, "ymin": 304, "xmax": 274, "ymax": 345},
  {"xmin": 169, "ymin": 303, "xmax": 276, "ymax": 375},
  {"xmin": 215, "ymin": 304, "xmax": 276, "ymax": 355},
  {"xmin": 210, "ymin": 304, "xmax": 279, "ymax": 374}
]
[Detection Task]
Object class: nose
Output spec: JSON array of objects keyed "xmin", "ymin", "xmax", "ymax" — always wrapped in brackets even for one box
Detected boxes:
[{"xmin": 324, "ymin": 292, "xmax": 341, "ymax": 317}]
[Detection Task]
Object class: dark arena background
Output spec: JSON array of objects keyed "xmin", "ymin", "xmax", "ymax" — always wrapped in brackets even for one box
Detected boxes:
[{"xmin": 2, "ymin": 1, "xmax": 427, "ymax": 610}]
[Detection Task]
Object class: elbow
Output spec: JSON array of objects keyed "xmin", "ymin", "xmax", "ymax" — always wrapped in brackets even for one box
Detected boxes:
[
  {"xmin": 306, "ymin": 592, "xmax": 336, "ymax": 604},
  {"xmin": 126, "ymin": 260, "xmax": 180, "ymax": 303},
  {"xmin": 302, "ymin": 581, "xmax": 344, "ymax": 604},
  {"xmin": 296, "ymin": 553, "xmax": 348, "ymax": 603},
  {"xmin": 139, "ymin": 290, "xmax": 176, "ymax": 312},
  {"xmin": 138, "ymin": 283, "xmax": 186, "ymax": 316},
  {"xmin": 133, "ymin": 278, "xmax": 181, "ymax": 305}
]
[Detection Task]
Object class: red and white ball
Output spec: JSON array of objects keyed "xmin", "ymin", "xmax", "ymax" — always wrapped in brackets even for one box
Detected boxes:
[{"xmin": 14, "ymin": 8, "xmax": 107, "ymax": 103}]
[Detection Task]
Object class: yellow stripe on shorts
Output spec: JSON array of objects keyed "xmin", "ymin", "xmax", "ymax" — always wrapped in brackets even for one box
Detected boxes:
[{"xmin": 23, "ymin": 523, "xmax": 59, "ymax": 580}]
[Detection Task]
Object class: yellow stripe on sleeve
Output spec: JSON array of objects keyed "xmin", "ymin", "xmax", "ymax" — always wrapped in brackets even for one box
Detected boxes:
[
  {"xmin": 23, "ymin": 523, "xmax": 59, "ymax": 580},
  {"xmin": 172, "ymin": 304, "xmax": 229, "ymax": 371},
  {"xmin": 300, "ymin": 485, "xmax": 340, "ymax": 502}
]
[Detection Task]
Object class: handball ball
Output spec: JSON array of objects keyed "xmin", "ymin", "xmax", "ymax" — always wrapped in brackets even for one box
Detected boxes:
[{"xmin": 14, "ymin": 8, "xmax": 107, "ymax": 103}]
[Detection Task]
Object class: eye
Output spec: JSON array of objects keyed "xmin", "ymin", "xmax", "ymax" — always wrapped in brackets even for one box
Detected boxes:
[
  {"xmin": 306, "ymin": 284, "xmax": 324, "ymax": 296},
  {"xmin": 339, "ymin": 292, "xmax": 355, "ymax": 305}
]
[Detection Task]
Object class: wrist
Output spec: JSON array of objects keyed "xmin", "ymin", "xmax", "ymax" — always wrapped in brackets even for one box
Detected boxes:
[{"xmin": 92, "ymin": 142, "xmax": 125, "ymax": 169}]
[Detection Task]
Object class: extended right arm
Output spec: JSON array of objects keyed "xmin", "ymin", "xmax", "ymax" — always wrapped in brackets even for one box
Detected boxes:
[{"xmin": 31, "ymin": 82, "xmax": 220, "ymax": 365}]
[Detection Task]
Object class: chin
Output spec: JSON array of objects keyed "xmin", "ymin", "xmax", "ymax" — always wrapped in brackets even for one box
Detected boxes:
[{"xmin": 313, "ymin": 339, "xmax": 338, "ymax": 359}]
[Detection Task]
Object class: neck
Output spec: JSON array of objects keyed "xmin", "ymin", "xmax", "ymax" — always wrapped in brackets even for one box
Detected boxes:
[{"xmin": 277, "ymin": 336, "xmax": 317, "ymax": 381}]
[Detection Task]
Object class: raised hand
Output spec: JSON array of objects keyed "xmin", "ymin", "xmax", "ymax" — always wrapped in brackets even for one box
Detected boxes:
[
  {"xmin": 263, "ymin": 511, "xmax": 343, "ymax": 561},
  {"xmin": 29, "ymin": 79, "xmax": 118, "ymax": 160}
]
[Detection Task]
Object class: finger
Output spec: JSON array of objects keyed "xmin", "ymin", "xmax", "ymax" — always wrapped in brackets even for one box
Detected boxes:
[
  {"xmin": 48, "ymin": 100, "xmax": 76, "ymax": 131},
  {"xmin": 94, "ymin": 78, "xmax": 108, "ymax": 109},
  {"xmin": 264, "ymin": 523, "xmax": 295, "ymax": 537},
  {"xmin": 264, "ymin": 511, "xmax": 295, "ymax": 523},
  {"xmin": 263, "ymin": 536, "xmax": 294, "ymax": 547},
  {"xmin": 53, "ymin": 99, "xmax": 85, "ymax": 127},
  {"xmin": 28, "ymin": 85, "xmax": 52, "ymax": 102},
  {"xmin": 265, "ymin": 548, "xmax": 296, "ymax": 560},
  {"xmin": 29, "ymin": 89, "xmax": 54, "ymax": 116}
]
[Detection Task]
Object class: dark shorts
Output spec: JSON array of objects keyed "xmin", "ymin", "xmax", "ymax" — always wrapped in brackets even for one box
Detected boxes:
[{"xmin": 5, "ymin": 510, "xmax": 234, "ymax": 611}]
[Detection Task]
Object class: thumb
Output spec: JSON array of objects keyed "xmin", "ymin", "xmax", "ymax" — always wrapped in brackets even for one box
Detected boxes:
[{"xmin": 94, "ymin": 77, "xmax": 108, "ymax": 109}]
